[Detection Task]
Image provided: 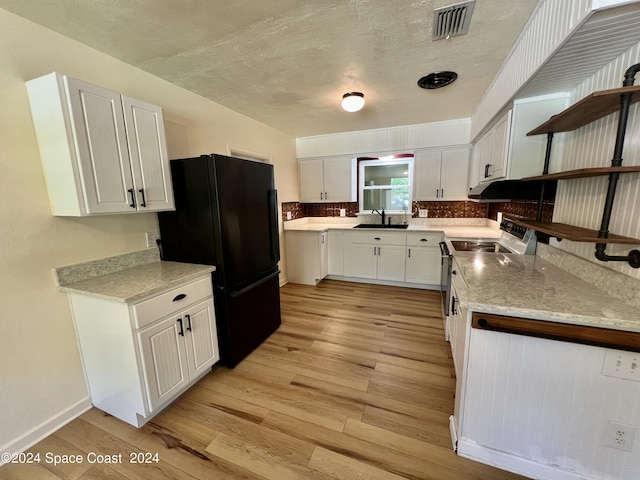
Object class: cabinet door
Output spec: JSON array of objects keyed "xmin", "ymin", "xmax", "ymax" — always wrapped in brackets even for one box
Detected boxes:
[
  {"xmin": 322, "ymin": 156, "xmax": 354, "ymax": 202},
  {"xmin": 138, "ymin": 315, "xmax": 190, "ymax": 411},
  {"xmin": 183, "ymin": 299, "xmax": 218, "ymax": 378},
  {"xmin": 122, "ymin": 97, "xmax": 174, "ymax": 212},
  {"xmin": 319, "ymin": 232, "xmax": 329, "ymax": 280},
  {"xmin": 328, "ymin": 230, "xmax": 344, "ymax": 276},
  {"xmin": 65, "ymin": 76, "xmax": 135, "ymax": 214},
  {"xmin": 299, "ymin": 159, "xmax": 325, "ymax": 203},
  {"xmin": 478, "ymin": 131, "xmax": 494, "ymax": 184},
  {"xmin": 405, "ymin": 247, "xmax": 441, "ymax": 284},
  {"xmin": 440, "ymin": 148, "xmax": 469, "ymax": 200},
  {"xmin": 350, "ymin": 244, "xmax": 377, "ymax": 279},
  {"xmin": 488, "ymin": 110, "xmax": 511, "ymax": 180},
  {"xmin": 414, "ymin": 149, "xmax": 442, "ymax": 200},
  {"xmin": 377, "ymin": 245, "xmax": 406, "ymax": 282}
]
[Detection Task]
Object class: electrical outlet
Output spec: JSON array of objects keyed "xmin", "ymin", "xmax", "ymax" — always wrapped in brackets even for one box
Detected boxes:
[
  {"xmin": 146, "ymin": 232, "xmax": 160, "ymax": 248},
  {"xmin": 419, "ymin": 209, "xmax": 429, "ymax": 218},
  {"xmin": 339, "ymin": 208, "xmax": 346, "ymax": 217},
  {"xmin": 286, "ymin": 211, "xmax": 292, "ymax": 220},
  {"xmin": 605, "ymin": 421, "xmax": 636, "ymax": 452},
  {"xmin": 602, "ymin": 350, "xmax": 640, "ymax": 381}
]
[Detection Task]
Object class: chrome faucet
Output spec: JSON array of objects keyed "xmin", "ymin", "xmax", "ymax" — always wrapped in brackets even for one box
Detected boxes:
[{"xmin": 372, "ymin": 209, "xmax": 385, "ymax": 225}]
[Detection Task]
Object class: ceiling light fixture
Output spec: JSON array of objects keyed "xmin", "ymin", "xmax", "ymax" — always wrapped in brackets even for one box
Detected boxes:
[{"xmin": 342, "ymin": 92, "xmax": 365, "ymax": 112}]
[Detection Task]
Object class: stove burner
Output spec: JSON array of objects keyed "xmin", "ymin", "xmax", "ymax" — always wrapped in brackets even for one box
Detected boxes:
[{"xmin": 449, "ymin": 240, "xmax": 512, "ymax": 253}]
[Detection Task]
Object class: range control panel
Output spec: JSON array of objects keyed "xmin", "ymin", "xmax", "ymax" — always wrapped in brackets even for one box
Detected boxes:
[{"xmin": 500, "ymin": 219, "xmax": 528, "ymax": 240}]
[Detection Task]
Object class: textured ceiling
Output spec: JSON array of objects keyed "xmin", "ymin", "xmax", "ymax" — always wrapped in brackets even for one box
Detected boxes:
[{"xmin": 0, "ymin": 0, "xmax": 540, "ymax": 137}]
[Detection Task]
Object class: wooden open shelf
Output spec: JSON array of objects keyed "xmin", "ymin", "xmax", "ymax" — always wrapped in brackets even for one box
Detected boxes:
[
  {"xmin": 512, "ymin": 220, "xmax": 640, "ymax": 244},
  {"xmin": 523, "ymin": 166, "xmax": 640, "ymax": 181},
  {"xmin": 527, "ymin": 85, "xmax": 640, "ymax": 135}
]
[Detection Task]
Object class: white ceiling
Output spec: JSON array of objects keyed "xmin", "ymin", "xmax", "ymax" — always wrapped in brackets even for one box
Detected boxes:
[{"xmin": 0, "ymin": 0, "xmax": 541, "ymax": 137}]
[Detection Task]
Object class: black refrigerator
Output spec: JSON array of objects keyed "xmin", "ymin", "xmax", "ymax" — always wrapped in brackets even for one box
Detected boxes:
[{"xmin": 158, "ymin": 154, "xmax": 281, "ymax": 368}]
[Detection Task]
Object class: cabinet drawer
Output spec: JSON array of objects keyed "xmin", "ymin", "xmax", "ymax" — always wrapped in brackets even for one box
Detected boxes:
[
  {"xmin": 133, "ymin": 276, "xmax": 212, "ymax": 329},
  {"xmin": 349, "ymin": 231, "xmax": 407, "ymax": 245},
  {"xmin": 406, "ymin": 231, "xmax": 442, "ymax": 246}
]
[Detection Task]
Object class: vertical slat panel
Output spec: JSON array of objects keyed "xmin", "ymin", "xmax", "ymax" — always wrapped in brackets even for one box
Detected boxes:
[
  {"xmin": 296, "ymin": 119, "xmax": 471, "ymax": 158},
  {"xmin": 462, "ymin": 328, "xmax": 640, "ymax": 478},
  {"xmin": 471, "ymin": 0, "xmax": 593, "ymax": 140},
  {"xmin": 550, "ymin": 41, "xmax": 640, "ymax": 280}
]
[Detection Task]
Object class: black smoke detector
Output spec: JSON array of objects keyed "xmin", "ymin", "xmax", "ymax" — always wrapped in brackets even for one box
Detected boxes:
[{"xmin": 417, "ymin": 71, "xmax": 458, "ymax": 89}]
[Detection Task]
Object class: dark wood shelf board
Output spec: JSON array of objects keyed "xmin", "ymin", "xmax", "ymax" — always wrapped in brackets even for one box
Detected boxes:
[
  {"xmin": 513, "ymin": 220, "xmax": 640, "ymax": 244},
  {"xmin": 527, "ymin": 85, "xmax": 640, "ymax": 135},
  {"xmin": 522, "ymin": 166, "xmax": 640, "ymax": 181}
]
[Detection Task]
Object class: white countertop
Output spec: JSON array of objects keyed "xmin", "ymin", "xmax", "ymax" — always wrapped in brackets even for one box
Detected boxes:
[
  {"xmin": 452, "ymin": 252, "xmax": 640, "ymax": 332},
  {"xmin": 60, "ymin": 261, "xmax": 216, "ymax": 303},
  {"xmin": 283, "ymin": 217, "xmax": 501, "ymax": 239}
]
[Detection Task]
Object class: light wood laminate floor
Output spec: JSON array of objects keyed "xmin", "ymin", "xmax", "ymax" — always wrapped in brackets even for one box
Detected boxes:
[{"xmin": 1, "ymin": 280, "xmax": 528, "ymax": 480}]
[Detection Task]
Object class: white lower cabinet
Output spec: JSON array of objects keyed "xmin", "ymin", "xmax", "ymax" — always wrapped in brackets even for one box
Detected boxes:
[
  {"xmin": 286, "ymin": 228, "xmax": 442, "ymax": 287},
  {"xmin": 285, "ymin": 230, "xmax": 329, "ymax": 285},
  {"xmin": 346, "ymin": 231, "xmax": 407, "ymax": 282},
  {"xmin": 405, "ymin": 232, "xmax": 442, "ymax": 285},
  {"xmin": 350, "ymin": 243, "xmax": 406, "ymax": 281},
  {"xmin": 137, "ymin": 297, "xmax": 217, "ymax": 411},
  {"xmin": 69, "ymin": 275, "xmax": 219, "ymax": 427}
]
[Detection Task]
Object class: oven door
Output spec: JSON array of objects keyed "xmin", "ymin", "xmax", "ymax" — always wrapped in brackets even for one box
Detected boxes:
[{"xmin": 439, "ymin": 241, "xmax": 452, "ymax": 319}]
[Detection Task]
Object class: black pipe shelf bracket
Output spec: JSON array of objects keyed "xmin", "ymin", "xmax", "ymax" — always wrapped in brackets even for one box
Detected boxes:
[
  {"xmin": 522, "ymin": 62, "xmax": 640, "ymax": 269},
  {"xmin": 595, "ymin": 63, "xmax": 640, "ymax": 268}
]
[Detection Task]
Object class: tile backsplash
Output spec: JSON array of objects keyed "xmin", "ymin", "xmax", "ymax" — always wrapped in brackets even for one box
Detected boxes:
[{"xmin": 283, "ymin": 200, "xmax": 554, "ymax": 223}]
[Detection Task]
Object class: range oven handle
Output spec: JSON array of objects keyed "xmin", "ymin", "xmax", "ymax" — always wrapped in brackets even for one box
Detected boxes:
[{"xmin": 439, "ymin": 241, "xmax": 450, "ymax": 256}]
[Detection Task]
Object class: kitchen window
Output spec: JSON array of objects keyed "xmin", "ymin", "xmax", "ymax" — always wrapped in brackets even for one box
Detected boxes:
[{"xmin": 358, "ymin": 156, "xmax": 414, "ymax": 213}]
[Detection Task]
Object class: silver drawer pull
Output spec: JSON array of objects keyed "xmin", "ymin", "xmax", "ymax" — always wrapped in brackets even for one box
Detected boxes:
[{"xmin": 172, "ymin": 293, "xmax": 187, "ymax": 302}]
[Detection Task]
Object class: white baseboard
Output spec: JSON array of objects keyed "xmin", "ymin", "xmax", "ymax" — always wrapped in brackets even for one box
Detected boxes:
[
  {"xmin": 457, "ymin": 439, "xmax": 592, "ymax": 480},
  {"xmin": 0, "ymin": 397, "xmax": 92, "ymax": 465},
  {"xmin": 325, "ymin": 275, "xmax": 439, "ymax": 290}
]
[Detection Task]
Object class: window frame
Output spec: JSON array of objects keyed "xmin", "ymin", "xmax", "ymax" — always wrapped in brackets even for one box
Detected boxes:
[{"xmin": 358, "ymin": 155, "xmax": 414, "ymax": 214}]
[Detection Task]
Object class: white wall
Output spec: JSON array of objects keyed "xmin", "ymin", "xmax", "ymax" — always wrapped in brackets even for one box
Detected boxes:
[
  {"xmin": 551, "ymin": 41, "xmax": 640, "ymax": 280},
  {"xmin": 0, "ymin": 8, "xmax": 297, "ymax": 455}
]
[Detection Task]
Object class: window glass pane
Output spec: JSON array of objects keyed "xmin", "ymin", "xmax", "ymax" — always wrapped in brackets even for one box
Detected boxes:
[
  {"xmin": 364, "ymin": 164, "xmax": 409, "ymax": 186},
  {"xmin": 362, "ymin": 187, "xmax": 410, "ymax": 211}
]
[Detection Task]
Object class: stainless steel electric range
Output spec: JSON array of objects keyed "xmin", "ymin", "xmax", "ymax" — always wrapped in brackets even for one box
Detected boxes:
[{"xmin": 439, "ymin": 219, "xmax": 537, "ymax": 318}]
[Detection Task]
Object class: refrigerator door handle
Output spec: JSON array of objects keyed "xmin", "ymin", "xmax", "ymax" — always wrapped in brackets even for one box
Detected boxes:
[
  {"xmin": 268, "ymin": 189, "xmax": 280, "ymax": 262},
  {"xmin": 230, "ymin": 270, "xmax": 280, "ymax": 298}
]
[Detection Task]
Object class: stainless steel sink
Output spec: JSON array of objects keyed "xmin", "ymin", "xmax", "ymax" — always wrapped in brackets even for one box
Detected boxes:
[{"xmin": 354, "ymin": 224, "xmax": 409, "ymax": 229}]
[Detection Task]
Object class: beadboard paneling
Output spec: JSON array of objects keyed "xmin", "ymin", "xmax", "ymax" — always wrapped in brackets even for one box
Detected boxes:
[
  {"xmin": 471, "ymin": 0, "xmax": 593, "ymax": 140},
  {"xmin": 462, "ymin": 329, "xmax": 640, "ymax": 480},
  {"xmin": 519, "ymin": 5, "xmax": 640, "ymax": 99},
  {"xmin": 295, "ymin": 119, "xmax": 471, "ymax": 158},
  {"xmin": 552, "ymin": 41, "xmax": 640, "ymax": 280}
]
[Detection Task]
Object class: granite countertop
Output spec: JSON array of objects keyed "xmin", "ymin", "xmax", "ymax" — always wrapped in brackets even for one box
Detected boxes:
[
  {"xmin": 59, "ymin": 261, "xmax": 216, "ymax": 303},
  {"xmin": 452, "ymin": 252, "xmax": 640, "ymax": 332},
  {"xmin": 283, "ymin": 218, "xmax": 501, "ymax": 239}
]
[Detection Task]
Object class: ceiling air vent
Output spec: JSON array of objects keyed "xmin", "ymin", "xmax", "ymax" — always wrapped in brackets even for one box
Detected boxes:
[{"xmin": 433, "ymin": 0, "xmax": 476, "ymax": 41}]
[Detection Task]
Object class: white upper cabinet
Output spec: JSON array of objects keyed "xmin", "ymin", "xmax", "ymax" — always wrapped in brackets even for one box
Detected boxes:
[
  {"xmin": 475, "ymin": 110, "xmax": 512, "ymax": 184},
  {"xmin": 414, "ymin": 147, "xmax": 469, "ymax": 200},
  {"xmin": 472, "ymin": 93, "xmax": 570, "ymax": 186},
  {"xmin": 26, "ymin": 72, "xmax": 174, "ymax": 216},
  {"xmin": 298, "ymin": 155, "xmax": 356, "ymax": 203}
]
